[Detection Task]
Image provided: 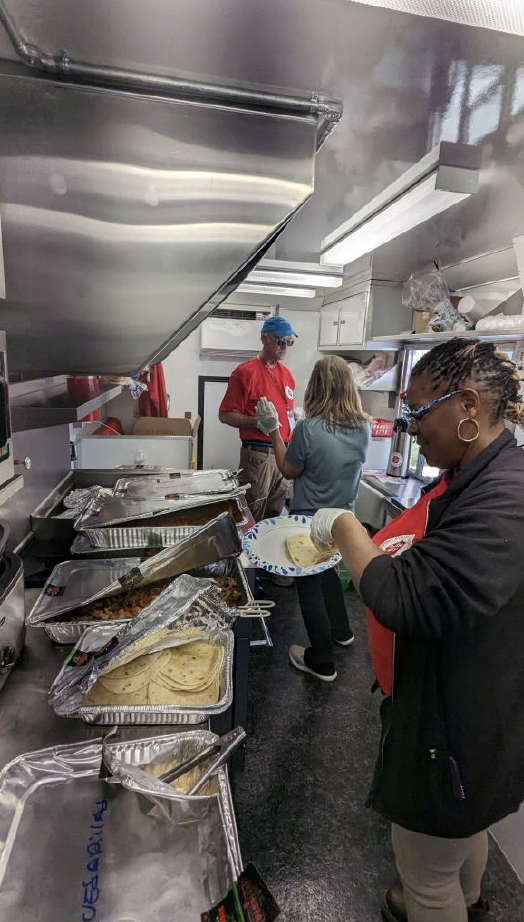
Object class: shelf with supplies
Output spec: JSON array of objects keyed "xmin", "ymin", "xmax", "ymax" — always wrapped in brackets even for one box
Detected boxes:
[{"xmin": 369, "ymin": 329, "xmax": 524, "ymax": 348}]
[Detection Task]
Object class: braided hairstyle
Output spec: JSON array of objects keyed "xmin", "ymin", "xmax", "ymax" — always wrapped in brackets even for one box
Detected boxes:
[{"xmin": 411, "ymin": 339, "xmax": 524, "ymax": 427}]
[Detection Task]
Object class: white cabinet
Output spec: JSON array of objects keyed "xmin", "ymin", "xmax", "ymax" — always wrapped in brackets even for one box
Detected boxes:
[
  {"xmin": 319, "ymin": 305, "xmax": 341, "ymax": 347},
  {"xmin": 318, "ymin": 291, "xmax": 368, "ymax": 349},
  {"xmin": 338, "ymin": 291, "xmax": 367, "ymax": 345},
  {"xmin": 318, "ymin": 281, "xmax": 405, "ymax": 350}
]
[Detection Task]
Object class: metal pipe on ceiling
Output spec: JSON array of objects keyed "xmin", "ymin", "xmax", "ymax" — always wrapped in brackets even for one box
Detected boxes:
[{"xmin": 0, "ymin": 0, "xmax": 342, "ymax": 141}]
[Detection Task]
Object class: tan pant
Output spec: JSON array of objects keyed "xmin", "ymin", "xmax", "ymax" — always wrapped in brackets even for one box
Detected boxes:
[
  {"xmin": 392, "ymin": 823, "xmax": 489, "ymax": 922},
  {"xmin": 238, "ymin": 446, "xmax": 288, "ymax": 522}
]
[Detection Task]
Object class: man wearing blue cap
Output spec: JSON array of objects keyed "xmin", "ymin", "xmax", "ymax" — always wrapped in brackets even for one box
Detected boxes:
[{"xmin": 219, "ymin": 315, "xmax": 298, "ymax": 527}]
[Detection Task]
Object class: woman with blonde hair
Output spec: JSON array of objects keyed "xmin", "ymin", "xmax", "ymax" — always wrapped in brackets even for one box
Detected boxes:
[{"xmin": 256, "ymin": 355, "xmax": 370, "ymax": 681}]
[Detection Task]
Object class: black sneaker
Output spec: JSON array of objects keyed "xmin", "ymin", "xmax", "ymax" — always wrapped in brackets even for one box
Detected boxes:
[
  {"xmin": 289, "ymin": 645, "xmax": 337, "ymax": 682},
  {"xmin": 333, "ymin": 630, "xmax": 354, "ymax": 647},
  {"xmin": 467, "ymin": 896, "xmax": 499, "ymax": 921}
]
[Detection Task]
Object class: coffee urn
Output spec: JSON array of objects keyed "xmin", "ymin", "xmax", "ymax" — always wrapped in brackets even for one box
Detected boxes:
[{"xmin": 387, "ymin": 417, "xmax": 412, "ymax": 478}]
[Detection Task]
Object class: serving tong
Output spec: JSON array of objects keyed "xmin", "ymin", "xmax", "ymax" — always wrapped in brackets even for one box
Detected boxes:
[{"xmin": 158, "ymin": 726, "xmax": 246, "ymax": 794}]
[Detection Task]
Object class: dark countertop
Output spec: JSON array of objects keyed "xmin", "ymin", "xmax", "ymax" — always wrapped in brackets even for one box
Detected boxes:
[{"xmin": 362, "ymin": 471, "xmax": 423, "ymax": 511}]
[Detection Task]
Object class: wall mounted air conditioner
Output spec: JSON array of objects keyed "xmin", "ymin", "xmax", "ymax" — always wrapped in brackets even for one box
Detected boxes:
[{"xmin": 200, "ymin": 316, "xmax": 266, "ymax": 357}]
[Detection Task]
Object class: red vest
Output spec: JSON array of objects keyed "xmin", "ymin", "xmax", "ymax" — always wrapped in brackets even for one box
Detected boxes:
[{"xmin": 366, "ymin": 475, "xmax": 450, "ymax": 695}]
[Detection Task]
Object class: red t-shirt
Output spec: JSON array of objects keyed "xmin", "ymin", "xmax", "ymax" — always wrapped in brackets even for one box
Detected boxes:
[{"xmin": 219, "ymin": 357, "xmax": 295, "ymax": 444}]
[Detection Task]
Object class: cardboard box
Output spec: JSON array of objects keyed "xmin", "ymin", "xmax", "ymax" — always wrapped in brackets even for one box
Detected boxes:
[
  {"xmin": 414, "ymin": 310, "xmax": 433, "ymax": 333},
  {"xmin": 133, "ymin": 416, "xmax": 201, "ymax": 438}
]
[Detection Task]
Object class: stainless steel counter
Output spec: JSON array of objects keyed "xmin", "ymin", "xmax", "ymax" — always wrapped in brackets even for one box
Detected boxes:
[
  {"xmin": 363, "ymin": 473, "xmax": 423, "ymax": 511},
  {"xmin": 0, "ymin": 591, "xmax": 203, "ymax": 771},
  {"xmin": 356, "ymin": 473, "xmax": 424, "ymax": 531}
]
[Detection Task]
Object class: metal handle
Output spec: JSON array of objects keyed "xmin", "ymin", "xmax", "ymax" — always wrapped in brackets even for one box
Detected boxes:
[{"xmin": 159, "ymin": 727, "xmax": 246, "ymax": 791}]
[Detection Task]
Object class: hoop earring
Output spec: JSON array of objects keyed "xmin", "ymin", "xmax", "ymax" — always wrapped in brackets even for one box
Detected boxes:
[{"xmin": 457, "ymin": 417, "xmax": 479, "ymax": 443}]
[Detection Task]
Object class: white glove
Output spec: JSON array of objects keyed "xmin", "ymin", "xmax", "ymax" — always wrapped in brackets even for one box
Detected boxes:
[
  {"xmin": 311, "ymin": 508, "xmax": 354, "ymax": 550},
  {"xmin": 256, "ymin": 396, "xmax": 280, "ymax": 435}
]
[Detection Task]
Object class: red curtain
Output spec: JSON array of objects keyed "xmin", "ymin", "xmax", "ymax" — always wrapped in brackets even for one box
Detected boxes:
[{"xmin": 138, "ymin": 364, "xmax": 169, "ymax": 417}]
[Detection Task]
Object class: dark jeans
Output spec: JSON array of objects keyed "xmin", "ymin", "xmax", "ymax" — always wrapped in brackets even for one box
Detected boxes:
[{"xmin": 295, "ymin": 567, "xmax": 351, "ymax": 671}]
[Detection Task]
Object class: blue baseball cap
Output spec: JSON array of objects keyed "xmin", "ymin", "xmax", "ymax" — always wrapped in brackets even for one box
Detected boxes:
[{"xmin": 261, "ymin": 315, "xmax": 298, "ymax": 338}]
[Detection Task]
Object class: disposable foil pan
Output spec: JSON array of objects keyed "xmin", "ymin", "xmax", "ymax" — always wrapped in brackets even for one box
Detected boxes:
[
  {"xmin": 42, "ymin": 558, "xmax": 251, "ymax": 645},
  {"xmin": 114, "ymin": 470, "xmax": 239, "ymax": 498},
  {"xmin": 71, "ymin": 526, "xmax": 201, "ymax": 556},
  {"xmin": 0, "ymin": 731, "xmax": 242, "ymax": 921},
  {"xmin": 78, "ymin": 629, "xmax": 234, "ymax": 725},
  {"xmin": 76, "ymin": 490, "xmax": 248, "ymax": 531}
]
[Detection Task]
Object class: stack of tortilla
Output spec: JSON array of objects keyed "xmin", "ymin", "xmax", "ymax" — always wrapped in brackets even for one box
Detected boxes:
[{"xmin": 83, "ymin": 637, "xmax": 224, "ymax": 709}]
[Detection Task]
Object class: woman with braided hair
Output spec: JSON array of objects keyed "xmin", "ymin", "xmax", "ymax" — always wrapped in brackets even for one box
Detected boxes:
[{"xmin": 310, "ymin": 339, "xmax": 524, "ymax": 922}]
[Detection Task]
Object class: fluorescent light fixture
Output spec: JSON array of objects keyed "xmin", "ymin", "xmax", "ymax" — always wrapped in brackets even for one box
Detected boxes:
[
  {"xmin": 237, "ymin": 282, "xmax": 316, "ymax": 298},
  {"xmin": 321, "ymin": 141, "xmax": 480, "ymax": 267},
  {"xmin": 247, "ymin": 258, "xmax": 343, "ymax": 289}
]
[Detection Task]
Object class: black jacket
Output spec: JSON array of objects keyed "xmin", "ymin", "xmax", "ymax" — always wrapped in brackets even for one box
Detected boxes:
[{"xmin": 360, "ymin": 430, "xmax": 524, "ymax": 837}]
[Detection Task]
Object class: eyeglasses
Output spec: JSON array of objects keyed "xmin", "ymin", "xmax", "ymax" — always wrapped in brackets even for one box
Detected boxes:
[
  {"xmin": 271, "ymin": 335, "xmax": 295, "ymax": 348},
  {"xmin": 402, "ymin": 389, "xmax": 464, "ymax": 425}
]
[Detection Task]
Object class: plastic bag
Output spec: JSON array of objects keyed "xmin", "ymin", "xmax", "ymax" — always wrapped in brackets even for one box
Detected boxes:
[{"xmin": 402, "ymin": 268, "xmax": 450, "ymax": 312}]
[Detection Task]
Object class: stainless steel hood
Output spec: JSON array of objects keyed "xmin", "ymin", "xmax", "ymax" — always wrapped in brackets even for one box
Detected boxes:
[{"xmin": 0, "ymin": 6, "xmax": 341, "ymax": 377}]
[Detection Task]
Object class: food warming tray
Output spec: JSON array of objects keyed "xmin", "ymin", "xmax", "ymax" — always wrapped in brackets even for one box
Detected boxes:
[
  {"xmin": 30, "ymin": 468, "xmax": 179, "ymax": 546},
  {"xmin": 0, "ymin": 731, "xmax": 242, "ymax": 922},
  {"xmin": 76, "ymin": 494, "xmax": 249, "ymax": 548},
  {"xmin": 33, "ymin": 555, "xmax": 252, "ymax": 645}
]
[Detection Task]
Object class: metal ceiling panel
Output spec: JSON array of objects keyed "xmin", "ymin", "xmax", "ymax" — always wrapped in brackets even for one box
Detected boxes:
[{"xmin": 0, "ymin": 70, "xmax": 318, "ymax": 375}]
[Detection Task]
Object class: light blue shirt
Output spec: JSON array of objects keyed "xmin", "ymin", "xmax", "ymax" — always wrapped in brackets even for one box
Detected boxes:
[{"xmin": 286, "ymin": 417, "xmax": 370, "ymax": 515}]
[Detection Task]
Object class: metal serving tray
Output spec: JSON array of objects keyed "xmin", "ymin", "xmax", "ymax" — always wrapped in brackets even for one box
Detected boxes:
[
  {"xmin": 40, "ymin": 557, "xmax": 251, "ymax": 645},
  {"xmin": 79, "ymin": 495, "xmax": 249, "ymax": 548},
  {"xmin": 78, "ymin": 629, "xmax": 234, "ymax": 726},
  {"xmin": 0, "ymin": 731, "xmax": 242, "ymax": 921},
  {"xmin": 30, "ymin": 469, "xmax": 186, "ymax": 547}
]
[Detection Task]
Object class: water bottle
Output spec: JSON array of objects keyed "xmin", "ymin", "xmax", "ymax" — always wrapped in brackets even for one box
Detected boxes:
[{"xmin": 134, "ymin": 450, "xmax": 146, "ymax": 468}]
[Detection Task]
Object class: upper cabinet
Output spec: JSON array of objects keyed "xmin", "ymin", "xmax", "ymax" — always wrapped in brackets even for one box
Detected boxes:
[{"xmin": 318, "ymin": 281, "xmax": 405, "ymax": 350}]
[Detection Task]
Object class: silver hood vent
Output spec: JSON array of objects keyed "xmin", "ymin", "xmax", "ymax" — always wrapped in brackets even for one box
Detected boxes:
[{"xmin": 0, "ymin": 4, "xmax": 341, "ymax": 376}]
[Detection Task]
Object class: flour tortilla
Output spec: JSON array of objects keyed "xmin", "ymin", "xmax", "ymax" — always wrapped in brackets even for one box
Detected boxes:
[
  {"xmin": 82, "ymin": 636, "xmax": 224, "ymax": 709},
  {"xmin": 285, "ymin": 533, "xmax": 335, "ymax": 568}
]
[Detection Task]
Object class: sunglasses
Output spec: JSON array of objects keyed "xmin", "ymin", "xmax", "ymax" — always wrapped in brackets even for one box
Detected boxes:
[
  {"xmin": 271, "ymin": 335, "xmax": 295, "ymax": 348},
  {"xmin": 401, "ymin": 389, "xmax": 464, "ymax": 425}
]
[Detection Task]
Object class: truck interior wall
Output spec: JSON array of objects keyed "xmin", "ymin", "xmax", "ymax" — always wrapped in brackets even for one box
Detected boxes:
[{"xmin": 162, "ymin": 310, "xmax": 323, "ymax": 420}]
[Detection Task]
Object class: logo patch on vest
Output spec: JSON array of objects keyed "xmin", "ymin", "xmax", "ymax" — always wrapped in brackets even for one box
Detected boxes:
[
  {"xmin": 285, "ymin": 385, "xmax": 294, "ymax": 400},
  {"xmin": 380, "ymin": 534, "xmax": 415, "ymax": 557}
]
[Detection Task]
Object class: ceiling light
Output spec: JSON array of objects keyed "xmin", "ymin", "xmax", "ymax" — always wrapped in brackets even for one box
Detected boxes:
[
  {"xmin": 249, "ymin": 269, "xmax": 342, "ymax": 287},
  {"xmin": 248, "ymin": 259, "xmax": 343, "ymax": 288},
  {"xmin": 321, "ymin": 141, "xmax": 480, "ymax": 267},
  {"xmin": 236, "ymin": 282, "xmax": 316, "ymax": 298}
]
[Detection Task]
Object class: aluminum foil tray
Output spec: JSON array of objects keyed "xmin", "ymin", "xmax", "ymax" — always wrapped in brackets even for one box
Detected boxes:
[
  {"xmin": 0, "ymin": 731, "xmax": 242, "ymax": 921},
  {"xmin": 71, "ymin": 526, "xmax": 201, "ymax": 556},
  {"xmin": 114, "ymin": 470, "xmax": 239, "ymax": 498},
  {"xmin": 42, "ymin": 558, "xmax": 251, "ymax": 645},
  {"xmin": 79, "ymin": 629, "xmax": 234, "ymax": 725},
  {"xmin": 76, "ymin": 491, "xmax": 248, "ymax": 533},
  {"xmin": 79, "ymin": 496, "xmax": 248, "ymax": 548}
]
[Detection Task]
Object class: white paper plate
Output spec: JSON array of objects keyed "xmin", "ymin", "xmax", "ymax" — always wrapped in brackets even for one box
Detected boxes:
[{"xmin": 243, "ymin": 514, "xmax": 341, "ymax": 577}]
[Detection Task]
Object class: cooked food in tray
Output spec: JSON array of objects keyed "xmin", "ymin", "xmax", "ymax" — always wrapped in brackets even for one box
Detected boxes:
[
  {"xmin": 83, "ymin": 637, "xmax": 224, "ymax": 709},
  {"xmin": 74, "ymin": 574, "xmax": 243, "ymax": 622}
]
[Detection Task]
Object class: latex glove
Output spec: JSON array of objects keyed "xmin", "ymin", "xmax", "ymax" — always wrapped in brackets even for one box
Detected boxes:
[
  {"xmin": 311, "ymin": 508, "xmax": 354, "ymax": 551},
  {"xmin": 256, "ymin": 396, "xmax": 280, "ymax": 435}
]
